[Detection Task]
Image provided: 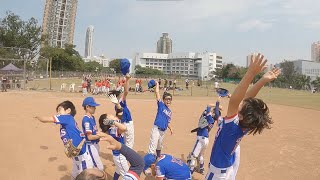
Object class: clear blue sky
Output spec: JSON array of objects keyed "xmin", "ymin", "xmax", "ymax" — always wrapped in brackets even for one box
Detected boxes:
[{"xmin": 1, "ymin": 0, "xmax": 320, "ymax": 66}]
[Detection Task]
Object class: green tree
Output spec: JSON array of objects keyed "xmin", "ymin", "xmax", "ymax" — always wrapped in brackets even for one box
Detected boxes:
[
  {"xmin": 109, "ymin": 59, "xmax": 121, "ymax": 73},
  {"xmin": 135, "ymin": 65, "xmax": 163, "ymax": 75},
  {"xmin": 311, "ymin": 77, "xmax": 320, "ymax": 91},
  {"xmin": 280, "ymin": 60, "xmax": 296, "ymax": 85},
  {"xmin": 0, "ymin": 11, "xmax": 42, "ymax": 63},
  {"xmin": 40, "ymin": 45, "xmax": 84, "ymax": 71},
  {"xmin": 221, "ymin": 63, "xmax": 236, "ymax": 78}
]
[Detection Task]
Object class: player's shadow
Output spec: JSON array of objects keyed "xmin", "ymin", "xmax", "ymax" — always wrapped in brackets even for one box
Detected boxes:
[
  {"xmin": 48, "ymin": 156, "xmax": 58, "ymax": 162},
  {"xmin": 40, "ymin": 145, "xmax": 48, "ymax": 150},
  {"xmin": 60, "ymin": 174, "xmax": 71, "ymax": 180},
  {"xmin": 100, "ymin": 151, "xmax": 114, "ymax": 162},
  {"xmin": 180, "ymin": 153, "xmax": 187, "ymax": 163},
  {"xmin": 137, "ymin": 150, "xmax": 146, "ymax": 157},
  {"xmin": 58, "ymin": 165, "xmax": 68, "ymax": 172}
]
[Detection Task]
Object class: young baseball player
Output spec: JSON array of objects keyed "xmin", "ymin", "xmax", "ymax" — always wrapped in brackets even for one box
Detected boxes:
[
  {"xmin": 143, "ymin": 153, "xmax": 191, "ymax": 179},
  {"xmin": 205, "ymin": 53, "xmax": 281, "ymax": 179},
  {"xmin": 108, "ymin": 74, "xmax": 134, "ymax": 149},
  {"xmin": 98, "ymin": 113, "xmax": 129, "ymax": 180},
  {"xmin": 147, "ymin": 81, "xmax": 173, "ymax": 157},
  {"xmin": 187, "ymin": 98, "xmax": 222, "ymax": 175},
  {"xmin": 76, "ymin": 133, "xmax": 144, "ymax": 180},
  {"xmin": 34, "ymin": 100, "xmax": 97, "ymax": 179},
  {"xmin": 81, "ymin": 97, "xmax": 104, "ymax": 170}
]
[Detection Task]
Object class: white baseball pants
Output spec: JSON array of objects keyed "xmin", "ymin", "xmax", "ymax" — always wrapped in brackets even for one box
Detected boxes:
[
  {"xmin": 124, "ymin": 121, "xmax": 134, "ymax": 149},
  {"xmin": 148, "ymin": 125, "xmax": 166, "ymax": 154},
  {"xmin": 113, "ymin": 154, "xmax": 129, "ymax": 177}
]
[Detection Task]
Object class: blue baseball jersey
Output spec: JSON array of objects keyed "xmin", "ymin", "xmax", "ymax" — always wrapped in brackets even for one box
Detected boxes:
[
  {"xmin": 82, "ymin": 115, "xmax": 99, "ymax": 144},
  {"xmin": 154, "ymin": 100, "xmax": 172, "ymax": 131},
  {"xmin": 53, "ymin": 115, "xmax": 86, "ymax": 155},
  {"xmin": 197, "ymin": 106, "xmax": 215, "ymax": 137},
  {"xmin": 108, "ymin": 126, "xmax": 125, "ymax": 156},
  {"xmin": 155, "ymin": 154, "xmax": 191, "ymax": 179},
  {"xmin": 114, "ymin": 100, "xmax": 132, "ymax": 123},
  {"xmin": 209, "ymin": 114, "xmax": 245, "ymax": 168}
]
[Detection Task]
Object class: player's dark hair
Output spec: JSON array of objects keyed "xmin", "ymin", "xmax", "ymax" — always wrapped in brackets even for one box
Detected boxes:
[
  {"xmin": 162, "ymin": 92, "xmax": 172, "ymax": 100},
  {"xmin": 98, "ymin": 113, "xmax": 111, "ymax": 133},
  {"xmin": 239, "ymin": 97, "xmax": 273, "ymax": 135},
  {"xmin": 56, "ymin": 100, "xmax": 76, "ymax": 117},
  {"xmin": 108, "ymin": 90, "xmax": 122, "ymax": 98}
]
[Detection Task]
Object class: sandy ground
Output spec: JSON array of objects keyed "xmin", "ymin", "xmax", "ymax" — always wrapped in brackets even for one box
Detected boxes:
[{"xmin": 0, "ymin": 90, "xmax": 320, "ymax": 180}]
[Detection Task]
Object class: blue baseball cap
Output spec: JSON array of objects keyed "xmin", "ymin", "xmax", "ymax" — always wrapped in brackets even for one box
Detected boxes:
[
  {"xmin": 82, "ymin": 97, "xmax": 100, "ymax": 107},
  {"xmin": 143, "ymin": 153, "xmax": 157, "ymax": 171},
  {"xmin": 120, "ymin": 58, "xmax": 131, "ymax": 75},
  {"xmin": 216, "ymin": 88, "xmax": 229, "ymax": 97},
  {"xmin": 148, "ymin": 79, "xmax": 156, "ymax": 89}
]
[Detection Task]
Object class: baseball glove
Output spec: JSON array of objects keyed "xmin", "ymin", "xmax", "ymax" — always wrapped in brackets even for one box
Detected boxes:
[
  {"xmin": 198, "ymin": 116, "xmax": 209, "ymax": 129},
  {"xmin": 99, "ymin": 118, "xmax": 115, "ymax": 133},
  {"xmin": 64, "ymin": 139, "xmax": 85, "ymax": 158}
]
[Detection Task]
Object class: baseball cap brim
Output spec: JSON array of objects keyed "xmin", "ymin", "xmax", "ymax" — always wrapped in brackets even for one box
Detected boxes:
[{"xmin": 88, "ymin": 103, "xmax": 100, "ymax": 107}]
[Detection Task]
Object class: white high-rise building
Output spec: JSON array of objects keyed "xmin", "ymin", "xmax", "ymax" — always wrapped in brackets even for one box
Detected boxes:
[
  {"xmin": 311, "ymin": 41, "xmax": 320, "ymax": 63},
  {"xmin": 84, "ymin": 25, "xmax": 94, "ymax": 58},
  {"xmin": 83, "ymin": 54, "xmax": 110, "ymax": 67},
  {"xmin": 133, "ymin": 52, "xmax": 223, "ymax": 80},
  {"xmin": 42, "ymin": 0, "xmax": 78, "ymax": 48}
]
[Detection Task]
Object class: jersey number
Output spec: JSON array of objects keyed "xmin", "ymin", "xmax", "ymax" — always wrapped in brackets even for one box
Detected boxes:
[{"xmin": 171, "ymin": 157, "xmax": 183, "ymax": 166}]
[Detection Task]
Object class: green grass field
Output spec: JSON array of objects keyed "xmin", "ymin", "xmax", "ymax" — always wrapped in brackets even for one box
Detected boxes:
[{"xmin": 26, "ymin": 77, "xmax": 320, "ymax": 111}]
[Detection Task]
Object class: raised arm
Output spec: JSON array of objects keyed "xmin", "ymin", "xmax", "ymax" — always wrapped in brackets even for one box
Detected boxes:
[
  {"xmin": 155, "ymin": 81, "xmax": 161, "ymax": 101},
  {"xmin": 244, "ymin": 68, "xmax": 281, "ymax": 99},
  {"xmin": 227, "ymin": 54, "xmax": 267, "ymax": 117},
  {"xmin": 122, "ymin": 74, "xmax": 131, "ymax": 101},
  {"xmin": 34, "ymin": 116, "xmax": 55, "ymax": 123}
]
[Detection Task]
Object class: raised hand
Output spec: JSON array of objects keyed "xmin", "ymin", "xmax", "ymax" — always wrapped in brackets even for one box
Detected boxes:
[
  {"xmin": 248, "ymin": 53, "xmax": 268, "ymax": 75},
  {"xmin": 107, "ymin": 94, "xmax": 119, "ymax": 104},
  {"xmin": 125, "ymin": 73, "xmax": 131, "ymax": 80},
  {"xmin": 262, "ymin": 68, "xmax": 281, "ymax": 82}
]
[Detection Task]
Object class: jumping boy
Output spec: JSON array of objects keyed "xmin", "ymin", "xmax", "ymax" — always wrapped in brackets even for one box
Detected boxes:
[
  {"xmin": 147, "ymin": 81, "xmax": 173, "ymax": 157},
  {"xmin": 81, "ymin": 97, "xmax": 104, "ymax": 170},
  {"xmin": 187, "ymin": 97, "xmax": 222, "ymax": 175},
  {"xmin": 34, "ymin": 100, "xmax": 97, "ymax": 179},
  {"xmin": 108, "ymin": 74, "xmax": 134, "ymax": 149},
  {"xmin": 205, "ymin": 53, "xmax": 281, "ymax": 179}
]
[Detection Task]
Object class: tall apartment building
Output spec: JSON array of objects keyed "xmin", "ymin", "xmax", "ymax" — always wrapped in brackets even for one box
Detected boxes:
[
  {"xmin": 157, "ymin": 33, "xmax": 172, "ymax": 54},
  {"xmin": 42, "ymin": 0, "xmax": 78, "ymax": 48},
  {"xmin": 311, "ymin": 41, "xmax": 320, "ymax": 62},
  {"xmin": 84, "ymin": 25, "xmax": 94, "ymax": 58},
  {"xmin": 133, "ymin": 52, "xmax": 223, "ymax": 80}
]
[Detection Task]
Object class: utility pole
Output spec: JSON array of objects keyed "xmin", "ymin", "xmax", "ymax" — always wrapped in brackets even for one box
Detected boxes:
[{"xmin": 49, "ymin": 57, "xmax": 52, "ymax": 90}]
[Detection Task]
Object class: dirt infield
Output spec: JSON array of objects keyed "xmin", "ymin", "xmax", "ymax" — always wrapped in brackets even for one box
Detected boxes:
[{"xmin": 0, "ymin": 91, "xmax": 320, "ymax": 180}]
